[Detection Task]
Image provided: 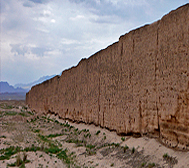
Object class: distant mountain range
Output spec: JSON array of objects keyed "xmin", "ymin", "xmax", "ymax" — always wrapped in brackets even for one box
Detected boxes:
[
  {"xmin": 0, "ymin": 75, "xmax": 56, "ymax": 94},
  {"xmin": 14, "ymin": 75, "xmax": 56, "ymax": 91},
  {"xmin": 0, "ymin": 81, "xmax": 27, "ymax": 93}
]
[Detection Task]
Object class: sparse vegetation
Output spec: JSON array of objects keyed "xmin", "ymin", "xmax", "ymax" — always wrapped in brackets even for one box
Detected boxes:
[
  {"xmin": 141, "ymin": 162, "xmax": 146, "ymax": 167},
  {"xmin": 86, "ymin": 148, "xmax": 96, "ymax": 156},
  {"xmin": 131, "ymin": 147, "xmax": 135, "ymax": 154},
  {"xmin": 0, "ymin": 146, "xmax": 21, "ymax": 160},
  {"xmin": 110, "ymin": 142, "xmax": 120, "ymax": 147},
  {"xmin": 57, "ymin": 149, "xmax": 71, "ymax": 164},
  {"xmin": 33, "ymin": 129, "xmax": 40, "ymax": 133},
  {"xmin": 46, "ymin": 133, "xmax": 64, "ymax": 138},
  {"xmin": 0, "ymin": 104, "xmax": 13, "ymax": 109},
  {"xmin": 121, "ymin": 137, "xmax": 125, "ymax": 141},
  {"xmin": 7, "ymin": 152, "xmax": 30, "ymax": 167},
  {"xmin": 95, "ymin": 130, "xmax": 101, "ymax": 135},
  {"xmin": 110, "ymin": 163, "xmax": 114, "ymax": 167},
  {"xmin": 0, "ymin": 101, "xmax": 181, "ymax": 168},
  {"xmin": 147, "ymin": 162, "xmax": 155, "ymax": 168},
  {"xmin": 4, "ymin": 111, "xmax": 17, "ymax": 116},
  {"xmin": 123, "ymin": 145, "xmax": 129, "ymax": 153},
  {"xmin": 84, "ymin": 133, "xmax": 91, "ymax": 138},
  {"xmin": 163, "ymin": 153, "xmax": 178, "ymax": 165},
  {"xmin": 163, "ymin": 153, "xmax": 169, "ymax": 158},
  {"xmin": 86, "ymin": 144, "xmax": 95, "ymax": 150}
]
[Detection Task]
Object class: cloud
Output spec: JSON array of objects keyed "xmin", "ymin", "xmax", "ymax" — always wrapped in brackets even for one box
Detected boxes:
[
  {"xmin": 10, "ymin": 44, "xmax": 29, "ymax": 56},
  {"xmin": 31, "ymin": 47, "xmax": 51, "ymax": 57},
  {"xmin": 68, "ymin": 0, "xmax": 150, "ymax": 25},
  {"xmin": 28, "ymin": 0, "xmax": 49, "ymax": 4},
  {"xmin": 23, "ymin": 1, "xmax": 35, "ymax": 7},
  {"xmin": 10, "ymin": 44, "xmax": 51, "ymax": 57},
  {"xmin": 23, "ymin": 0, "xmax": 50, "ymax": 7},
  {"xmin": 1, "ymin": 0, "xmax": 188, "ymax": 85}
]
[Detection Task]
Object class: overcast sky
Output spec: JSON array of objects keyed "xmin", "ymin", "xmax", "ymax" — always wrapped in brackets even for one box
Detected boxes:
[{"xmin": 1, "ymin": 0, "xmax": 188, "ymax": 85}]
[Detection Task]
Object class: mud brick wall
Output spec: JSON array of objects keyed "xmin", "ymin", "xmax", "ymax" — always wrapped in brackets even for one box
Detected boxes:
[{"xmin": 26, "ymin": 4, "xmax": 189, "ymax": 149}]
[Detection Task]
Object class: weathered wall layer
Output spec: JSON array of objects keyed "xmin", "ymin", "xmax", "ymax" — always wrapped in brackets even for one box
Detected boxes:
[{"xmin": 26, "ymin": 4, "xmax": 189, "ymax": 149}]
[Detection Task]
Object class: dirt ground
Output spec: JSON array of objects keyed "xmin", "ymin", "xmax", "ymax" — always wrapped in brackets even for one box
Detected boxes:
[{"xmin": 0, "ymin": 100, "xmax": 189, "ymax": 168}]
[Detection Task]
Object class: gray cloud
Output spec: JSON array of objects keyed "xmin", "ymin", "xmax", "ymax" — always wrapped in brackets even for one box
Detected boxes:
[
  {"xmin": 68, "ymin": 0, "xmax": 150, "ymax": 25},
  {"xmin": 31, "ymin": 47, "xmax": 51, "ymax": 57},
  {"xmin": 10, "ymin": 44, "xmax": 29, "ymax": 56},
  {"xmin": 28, "ymin": 0, "xmax": 49, "ymax": 4},
  {"xmin": 68, "ymin": 0, "xmax": 189, "ymax": 25},
  {"xmin": 1, "ymin": 0, "xmax": 189, "ymax": 85},
  {"xmin": 10, "ymin": 44, "xmax": 51, "ymax": 57},
  {"xmin": 23, "ymin": 1, "xmax": 35, "ymax": 7},
  {"xmin": 23, "ymin": 0, "xmax": 50, "ymax": 7}
]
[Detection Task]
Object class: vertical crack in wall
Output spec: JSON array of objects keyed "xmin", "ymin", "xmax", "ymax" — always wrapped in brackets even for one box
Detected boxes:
[
  {"xmin": 155, "ymin": 23, "xmax": 160, "ymax": 135},
  {"xmin": 98, "ymin": 63, "xmax": 101, "ymax": 126},
  {"xmin": 120, "ymin": 41, "xmax": 126, "ymax": 132},
  {"xmin": 139, "ymin": 100, "xmax": 142, "ymax": 134}
]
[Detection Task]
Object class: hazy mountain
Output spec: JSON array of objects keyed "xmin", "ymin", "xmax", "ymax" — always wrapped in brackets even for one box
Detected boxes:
[
  {"xmin": 0, "ymin": 81, "xmax": 27, "ymax": 93},
  {"xmin": 0, "ymin": 75, "xmax": 55, "ymax": 100},
  {"xmin": 14, "ymin": 75, "xmax": 56, "ymax": 91}
]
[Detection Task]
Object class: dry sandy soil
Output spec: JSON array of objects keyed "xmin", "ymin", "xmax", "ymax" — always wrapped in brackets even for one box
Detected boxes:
[{"xmin": 0, "ymin": 100, "xmax": 189, "ymax": 168}]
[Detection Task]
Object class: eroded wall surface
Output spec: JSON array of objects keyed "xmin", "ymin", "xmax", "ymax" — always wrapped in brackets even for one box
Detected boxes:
[{"xmin": 26, "ymin": 4, "xmax": 189, "ymax": 149}]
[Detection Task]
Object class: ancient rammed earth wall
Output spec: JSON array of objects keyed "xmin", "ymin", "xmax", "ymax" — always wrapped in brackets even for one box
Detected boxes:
[{"xmin": 26, "ymin": 4, "xmax": 189, "ymax": 149}]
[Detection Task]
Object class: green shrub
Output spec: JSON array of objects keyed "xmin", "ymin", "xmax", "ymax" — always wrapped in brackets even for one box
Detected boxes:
[
  {"xmin": 19, "ymin": 163, "xmax": 26, "ymax": 168},
  {"xmin": 19, "ymin": 112, "xmax": 29, "ymax": 117},
  {"xmin": 123, "ymin": 145, "xmax": 129, "ymax": 153},
  {"xmin": 109, "ymin": 143, "xmax": 120, "ymax": 147},
  {"xmin": 0, "ymin": 146, "xmax": 21, "ymax": 160},
  {"xmin": 5, "ymin": 111, "xmax": 17, "ymax": 116},
  {"xmin": 38, "ymin": 134, "xmax": 49, "ymax": 142},
  {"xmin": 95, "ymin": 130, "xmax": 101, "ymax": 135},
  {"xmin": 121, "ymin": 137, "xmax": 125, "ymax": 141},
  {"xmin": 147, "ymin": 162, "xmax": 155, "ymax": 168},
  {"xmin": 163, "ymin": 153, "xmax": 169, "ymax": 158},
  {"xmin": 45, "ymin": 143, "xmax": 61, "ymax": 154},
  {"xmin": 27, "ymin": 111, "xmax": 34, "ymax": 115},
  {"xmin": 86, "ymin": 148, "xmax": 96, "ymax": 155},
  {"xmin": 141, "ymin": 162, "xmax": 146, "ymax": 167},
  {"xmin": 55, "ymin": 120, "xmax": 59, "ymax": 124},
  {"xmin": 110, "ymin": 163, "xmax": 114, "ymax": 167},
  {"xmin": 47, "ymin": 133, "xmax": 63, "ymax": 138},
  {"xmin": 57, "ymin": 149, "xmax": 70, "ymax": 164},
  {"xmin": 86, "ymin": 144, "xmax": 95, "ymax": 150},
  {"xmin": 33, "ymin": 129, "xmax": 40, "ymax": 133},
  {"xmin": 131, "ymin": 147, "xmax": 135, "ymax": 154}
]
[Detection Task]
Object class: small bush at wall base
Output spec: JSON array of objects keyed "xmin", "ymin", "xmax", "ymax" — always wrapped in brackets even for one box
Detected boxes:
[
  {"xmin": 131, "ymin": 147, "xmax": 135, "ymax": 154},
  {"xmin": 121, "ymin": 137, "xmax": 125, "ymax": 141},
  {"xmin": 95, "ymin": 130, "xmax": 101, "ymax": 135},
  {"xmin": 123, "ymin": 145, "xmax": 129, "ymax": 153}
]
